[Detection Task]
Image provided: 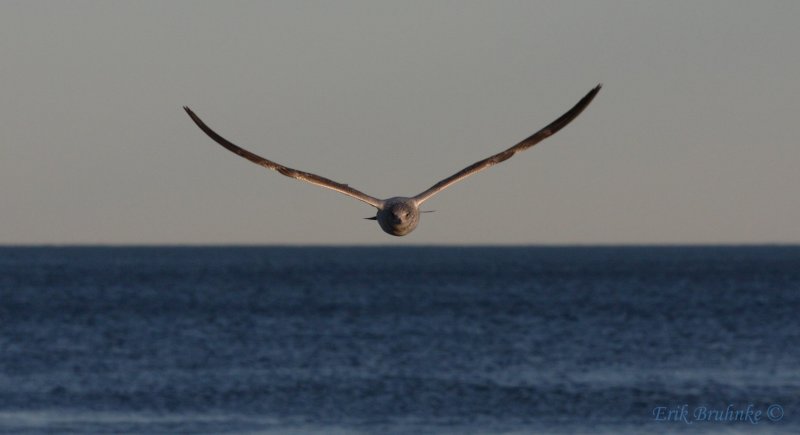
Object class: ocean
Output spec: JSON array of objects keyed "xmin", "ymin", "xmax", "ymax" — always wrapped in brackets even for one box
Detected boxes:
[{"xmin": 1, "ymin": 246, "xmax": 798, "ymax": 434}]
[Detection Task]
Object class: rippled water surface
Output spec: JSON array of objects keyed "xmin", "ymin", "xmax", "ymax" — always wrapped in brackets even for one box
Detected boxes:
[{"xmin": 1, "ymin": 246, "xmax": 798, "ymax": 434}]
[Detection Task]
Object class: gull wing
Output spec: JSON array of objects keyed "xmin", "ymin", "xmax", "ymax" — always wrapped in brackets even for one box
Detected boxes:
[
  {"xmin": 412, "ymin": 84, "xmax": 601, "ymax": 205},
  {"xmin": 184, "ymin": 107, "xmax": 384, "ymax": 209}
]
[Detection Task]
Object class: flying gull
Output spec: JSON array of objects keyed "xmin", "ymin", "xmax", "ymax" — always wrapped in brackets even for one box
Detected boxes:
[{"xmin": 184, "ymin": 84, "xmax": 601, "ymax": 236}]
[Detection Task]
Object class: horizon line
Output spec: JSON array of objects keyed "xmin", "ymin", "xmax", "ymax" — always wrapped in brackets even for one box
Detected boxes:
[{"xmin": 2, "ymin": 243, "xmax": 799, "ymax": 249}]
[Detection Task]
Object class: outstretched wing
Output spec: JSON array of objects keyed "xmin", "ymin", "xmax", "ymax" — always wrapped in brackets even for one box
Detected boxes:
[
  {"xmin": 184, "ymin": 107, "xmax": 384, "ymax": 209},
  {"xmin": 412, "ymin": 84, "xmax": 601, "ymax": 205}
]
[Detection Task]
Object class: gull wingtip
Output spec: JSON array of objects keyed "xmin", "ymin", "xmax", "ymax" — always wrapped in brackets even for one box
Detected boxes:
[
  {"xmin": 577, "ymin": 83, "xmax": 602, "ymax": 107},
  {"xmin": 183, "ymin": 106, "xmax": 205, "ymax": 126}
]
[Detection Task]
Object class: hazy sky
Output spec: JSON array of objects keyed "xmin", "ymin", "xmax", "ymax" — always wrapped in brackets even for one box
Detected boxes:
[{"xmin": 2, "ymin": 1, "xmax": 799, "ymax": 244}]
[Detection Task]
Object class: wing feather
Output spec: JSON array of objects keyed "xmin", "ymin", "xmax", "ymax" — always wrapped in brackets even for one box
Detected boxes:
[
  {"xmin": 412, "ymin": 84, "xmax": 601, "ymax": 205},
  {"xmin": 184, "ymin": 107, "xmax": 384, "ymax": 209}
]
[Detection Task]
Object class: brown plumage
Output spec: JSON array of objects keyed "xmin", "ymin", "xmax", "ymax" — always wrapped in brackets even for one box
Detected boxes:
[{"xmin": 184, "ymin": 84, "xmax": 601, "ymax": 236}]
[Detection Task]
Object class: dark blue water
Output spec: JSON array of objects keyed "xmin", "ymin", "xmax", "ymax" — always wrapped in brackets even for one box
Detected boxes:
[{"xmin": 1, "ymin": 246, "xmax": 798, "ymax": 434}]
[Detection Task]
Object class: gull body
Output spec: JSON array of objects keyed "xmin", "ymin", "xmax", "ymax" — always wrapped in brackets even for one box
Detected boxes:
[
  {"xmin": 376, "ymin": 197, "xmax": 420, "ymax": 236},
  {"xmin": 184, "ymin": 84, "xmax": 601, "ymax": 236}
]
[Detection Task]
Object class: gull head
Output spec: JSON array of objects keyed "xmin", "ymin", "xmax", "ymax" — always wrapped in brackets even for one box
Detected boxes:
[{"xmin": 376, "ymin": 197, "xmax": 420, "ymax": 236}]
